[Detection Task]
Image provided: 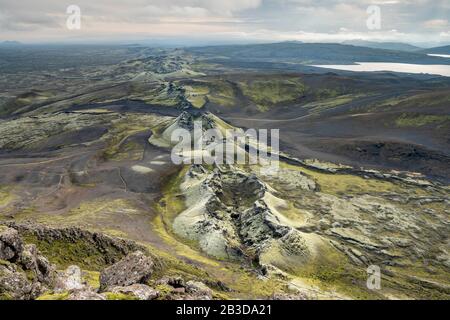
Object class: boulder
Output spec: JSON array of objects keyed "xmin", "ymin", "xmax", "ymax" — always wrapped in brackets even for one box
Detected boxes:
[
  {"xmin": 99, "ymin": 251, "xmax": 154, "ymax": 291},
  {"xmin": 0, "ymin": 226, "xmax": 23, "ymax": 261},
  {"xmin": 186, "ymin": 281, "xmax": 213, "ymax": 299},
  {"xmin": 68, "ymin": 289, "xmax": 106, "ymax": 301},
  {"xmin": 270, "ymin": 292, "xmax": 308, "ymax": 300},
  {"xmin": 163, "ymin": 276, "xmax": 185, "ymax": 288},
  {"xmin": 55, "ymin": 265, "xmax": 85, "ymax": 292},
  {"xmin": 110, "ymin": 284, "xmax": 159, "ymax": 300},
  {"xmin": 0, "ymin": 264, "xmax": 37, "ymax": 300},
  {"xmin": 20, "ymin": 244, "xmax": 55, "ymax": 285}
]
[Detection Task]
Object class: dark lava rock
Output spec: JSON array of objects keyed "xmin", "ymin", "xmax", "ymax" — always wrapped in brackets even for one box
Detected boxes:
[{"xmin": 0, "ymin": 226, "xmax": 23, "ymax": 262}]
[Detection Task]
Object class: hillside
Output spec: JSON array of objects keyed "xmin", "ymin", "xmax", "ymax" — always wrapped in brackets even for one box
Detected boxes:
[
  {"xmin": 188, "ymin": 42, "xmax": 450, "ymax": 65},
  {"xmin": 342, "ymin": 40, "xmax": 421, "ymax": 52},
  {"xmin": 422, "ymin": 45, "xmax": 450, "ymax": 54}
]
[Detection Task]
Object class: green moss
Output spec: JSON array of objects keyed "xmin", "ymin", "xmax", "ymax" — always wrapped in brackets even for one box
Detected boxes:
[
  {"xmin": 37, "ymin": 292, "xmax": 70, "ymax": 300},
  {"xmin": 83, "ymin": 270, "xmax": 100, "ymax": 289},
  {"xmin": 0, "ymin": 186, "xmax": 14, "ymax": 207},
  {"xmin": 101, "ymin": 114, "xmax": 163, "ymax": 161},
  {"xmin": 206, "ymin": 81, "xmax": 236, "ymax": 107},
  {"xmin": 291, "ymin": 243, "xmax": 382, "ymax": 300},
  {"xmin": 182, "ymin": 80, "xmax": 236, "ymax": 108},
  {"xmin": 239, "ymin": 78, "xmax": 305, "ymax": 111},
  {"xmin": 313, "ymin": 88, "xmax": 341, "ymax": 99},
  {"xmin": 152, "ymin": 166, "xmax": 225, "ymax": 267},
  {"xmin": 379, "ymin": 90, "xmax": 450, "ymax": 110},
  {"xmin": 395, "ymin": 114, "xmax": 450, "ymax": 128},
  {"xmin": 34, "ymin": 198, "xmax": 143, "ymax": 230},
  {"xmin": 303, "ymin": 94, "xmax": 361, "ymax": 114},
  {"xmin": 21, "ymin": 234, "xmax": 125, "ymax": 271},
  {"xmin": 184, "ymin": 85, "xmax": 209, "ymax": 108},
  {"xmin": 109, "ymin": 141, "xmax": 144, "ymax": 161},
  {"xmin": 0, "ymin": 91, "xmax": 53, "ymax": 117},
  {"xmin": 280, "ymin": 162, "xmax": 426, "ymax": 197},
  {"xmin": 0, "ymin": 293, "xmax": 13, "ymax": 300},
  {"xmin": 154, "ymin": 284, "xmax": 173, "ymax": 300},
  {"xmin": 104, "ymin": 292, "xmax": 138, "ymax": 300}
]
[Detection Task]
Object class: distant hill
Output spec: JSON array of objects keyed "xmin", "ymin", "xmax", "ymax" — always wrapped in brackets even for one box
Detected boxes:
[
  {"xmin": 342, "ymin": 40, "xmax": 421, "ymax": 52},
  {"xmin": 0, "ymin": 41, "xmax": 23, "ymax": 47},
  {"xmin": 188, "ymin": 42, "xmax": 450, "ymax": 65},
  {"xmin": 422, "ymin": 45, "xmax": 450, "ymax": 55}
]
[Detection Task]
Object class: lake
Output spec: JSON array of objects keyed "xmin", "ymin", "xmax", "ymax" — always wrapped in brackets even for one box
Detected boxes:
[
  {"xmin": 428, "ymin": 54, "xmax": 450, "ymax": 59},
  {"xmin": 311, "ymin": 62, "xmax": 450, "ymax": 77}
]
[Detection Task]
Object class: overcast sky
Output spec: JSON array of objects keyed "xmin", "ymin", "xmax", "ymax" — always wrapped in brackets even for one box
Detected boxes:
[{"xmin": 0, "ymin": 0, "xmax": 449, "ymax": 46}]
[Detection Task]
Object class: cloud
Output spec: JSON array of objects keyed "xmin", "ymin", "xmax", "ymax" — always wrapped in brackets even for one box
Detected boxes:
[
  {"xmin": 0, "ymin": 0, "xmax": 448, "ymax": 44},
  {"xmin": 424, "ymin": 19, "xmax": 448, "ymax": 29}
]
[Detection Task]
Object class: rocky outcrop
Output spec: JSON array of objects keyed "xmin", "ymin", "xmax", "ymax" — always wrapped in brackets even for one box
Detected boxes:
[
  {"xmin": 0, "ymin": 226, "xmax": 23, "ymax": 261},
  {"xmin": 173, "ymin": 166, "xmax": 311, "ymax": 269},
  {"xmin": 0, "ymin": 226, "xmax": 56, "ymax": 300},
  {"xmin": 20, "ymin": 244, "xmax": 55, "ymax": 285},
  {"xmin": 185, "ymin": 281, "xmax": 213, "ymax": 299},
  {"xmin": 55, "ymin": 265, "xmax": 85, "ymax": 292},
  {"xmin": 1, "ymin": 224, "xmax": 218, "ymax": 300},
  {"xmin": 3, "ymin": 221, "xmax": 146, "ymax": 267},
  {"xmin": 149, "ymin": 110, "xmax": 229, "ymax": 149},
  {"xmin": 99, "ymin": 251, "xmax": 155, "ymax": 292},
  {"xmin": 0, "ymin": 263, "xmax": 42, "ymax": 300}
]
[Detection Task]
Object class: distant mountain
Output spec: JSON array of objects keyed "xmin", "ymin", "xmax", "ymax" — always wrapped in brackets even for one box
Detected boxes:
[
  {"xmin": 342, "ymin": 40, "xmax": 421, "ymax": 52},
  {"xmin": 188, "ymin": 42, "xmax": 450, "ymax": 65},
  {"xmin": 0, "ymin": 41, "xmax": 23, "ymax": 47},
  {"xmin": 422, "ymin": 45, "xmax": 450, "ymax": 55}
]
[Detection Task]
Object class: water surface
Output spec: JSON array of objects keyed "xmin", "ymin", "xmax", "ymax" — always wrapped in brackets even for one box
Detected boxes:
[{"xmin": 312, "ymin": 62, "xmax": 450, "ymax": 77}]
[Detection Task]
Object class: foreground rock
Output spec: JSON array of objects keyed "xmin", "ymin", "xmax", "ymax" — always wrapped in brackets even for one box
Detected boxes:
[
  {"xmin": 0, "ymin": 263, "xmax": 39, "ymax": 300},
  {"xmin": 54, "ymin": 265, "xmax": 85, "ymax": 292},
  {"xmin": 155, "ymin": 276, "xmax": 213, "ymax": 300},
  {"xmin": 20, "ymin": 244, "xmax": 54, "ymax": 285},
  {"xmin": 0, "ymin": 226, "xmax": 23, "ymax": 261},
  {"xmin": 100, "ymin": 251, "xmax": 155, "ymax": 292},
  {"xmin": 110, "ymin": 284, "xmax": 159, "ymax": 300},
  {"xmin": 185, "ymin": 281, "xmax": 213, "ymax": 299},
  {"xmin": 0, "ymin": 226, "xmax": 56, "ymax": 299},
  {"xmin": 3, "ymin": 221, "xmax": 145, "ymax": 266},
  {"xmin": 68, "ymin": 290, "xmax": 106, "ymax": 301},
  {"xmin": 1, "ymin": 223, "xmax": 221, "ymax": 300},
  {"xmin": 270, "ymin": 292, "xmax": 308, "ymax": 300}
]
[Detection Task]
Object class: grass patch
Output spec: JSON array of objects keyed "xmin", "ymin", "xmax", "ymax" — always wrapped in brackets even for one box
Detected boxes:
[
  {"xmin": 35, "ymin": 198, "xmax": 141, "ymax": 228},
  {"xmin": 184, "ymin": 85, "xmax": 209, "ymax": 108},
  {"xmin": 101, "ymin": 114, "xmax": 165, "ymax": 161},
  {"xmin": 280, "ymin": 162, "xmax": 425, "ymax": 197},
  {"xmin": 0, "ymin": 186, "xmax": 14, "ymax": 207},
  {"xmin": 104, "ymin": 292, "xmax": 138, "ymax": 300},
  {"xmin": 290, "ymin": 242, "xmax": 382, "ymax": 300},
  {"xmin": 21, "ymin": 233, "xmax": 125, "ymax": 271},
  {"xmin": 206, "ymin": 81, "xmax": 236, "ymax": 107},
  {"xmin": 395, "ymin": 114, "xmax": 450, "ymax": 128},
  {"xmin": 239, "ymin": 78, "xmax": 305, "ymax": 111},
  {"xmin": 83, "ymin": 270, "xmax": 101, "ymax": 289},
  {"xmin": 37, "ymin": 292, "xmax": 70, "ymax": 300}
]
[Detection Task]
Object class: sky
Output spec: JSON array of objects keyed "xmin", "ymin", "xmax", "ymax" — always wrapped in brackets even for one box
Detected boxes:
[{"xmin": 0, "ymin": 0, "xmax": 449, "ymax": 46}]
